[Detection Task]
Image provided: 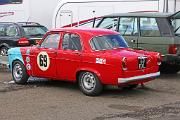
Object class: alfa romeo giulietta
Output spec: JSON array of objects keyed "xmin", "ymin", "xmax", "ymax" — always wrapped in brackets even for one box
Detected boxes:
[{"xmin": 8, "ymin": 28, "xmax": 161, "ymax": 96}]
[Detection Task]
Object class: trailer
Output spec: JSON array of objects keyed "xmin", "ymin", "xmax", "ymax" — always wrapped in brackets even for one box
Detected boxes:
[
  {"xmin": 0, "ymin": 0, "xmax": 179, "ymax": 29},
  {"xmin": 52, "ymin": 0, "xmax": 163, "ymax": 28}
]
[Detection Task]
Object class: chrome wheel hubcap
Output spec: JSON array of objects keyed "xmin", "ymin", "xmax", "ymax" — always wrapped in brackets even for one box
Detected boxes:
[
  {"xmin": 13, "ymin": 63, "xmax": 23, "ymax": 82},
  {"xmin": 0, "ymin": 48, "xmax": 7, "ymax": 56},
  {"xmin": 82, "ymin": 72, "xmax": 96, "ymax": 91}
]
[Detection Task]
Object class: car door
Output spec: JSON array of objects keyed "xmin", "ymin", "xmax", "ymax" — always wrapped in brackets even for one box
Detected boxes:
[
  {"xmin": 117, "ymin": 17, "xmax": 139, "ymax": 49},
  {"xmin": 56, "ymin": 32, "xmax": 82, "ymax": 81},
  {"xmin": 31, "ymin": 32, "xmax": 61, "ymax": 78},
  {"xmin": 137, "ymin": 17, "xmax": 166, "ymax": 52}
]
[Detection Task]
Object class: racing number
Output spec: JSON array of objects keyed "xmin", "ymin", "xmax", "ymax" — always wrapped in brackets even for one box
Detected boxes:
[
  {"xmin": 37, "ymin": 52, "xmax": 50, "ymax": 71},
  {"xmin": 39, "ymin": 54, "xmax": 47, "ymax": 67}
]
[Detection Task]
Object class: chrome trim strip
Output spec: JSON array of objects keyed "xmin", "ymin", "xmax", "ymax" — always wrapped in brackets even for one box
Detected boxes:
[{"xmin": 118, "ymin": 72, "xmax": 160, "ymax": 84}]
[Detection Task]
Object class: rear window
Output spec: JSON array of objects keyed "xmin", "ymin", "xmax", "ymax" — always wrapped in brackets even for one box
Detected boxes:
[
  {"xmin": 90, "ymin": 34, "xmax": 128, "ymax": 51},
  {"xmin": 22, "ymin": 26, "xmax": 48, "ymax": 37}
]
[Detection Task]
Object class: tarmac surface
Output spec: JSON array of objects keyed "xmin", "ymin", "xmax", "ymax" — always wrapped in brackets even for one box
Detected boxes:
[{"xmin": 0, "ymin": 56, "xmax": 180, "ymax": 120}]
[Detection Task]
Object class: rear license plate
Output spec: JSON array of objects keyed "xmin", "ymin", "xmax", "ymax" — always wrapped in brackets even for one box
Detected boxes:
[{"xmin": 138, "ymin": 56, "xmax": 147, "ymax": 69}]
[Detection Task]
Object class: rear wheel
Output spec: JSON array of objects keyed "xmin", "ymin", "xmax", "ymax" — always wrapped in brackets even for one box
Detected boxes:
[
  {"xmin": 12, "ymin": 61, "xmax": 29, "ymax": 84},
  {"xmin": 160, "ymin": 64, "xmax": 180, "ymax": 74},
  {"xmin": 0, "ymin": 46, "xmax": 8, "ymax": 56},
  {"xmin": 78, "ymin": 71, "xmax": 103, "ymax": 96}
]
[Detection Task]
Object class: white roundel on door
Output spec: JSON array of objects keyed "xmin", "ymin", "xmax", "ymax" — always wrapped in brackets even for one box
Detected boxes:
[{"xmin": 37, "ymin": 51, "xmax": 50, "ymax": 71}]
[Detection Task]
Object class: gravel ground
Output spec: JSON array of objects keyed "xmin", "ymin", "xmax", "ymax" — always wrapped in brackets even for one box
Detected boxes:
[{"xmin": 0, "ymin": 68, "xmax": 180, "ymax": 120}]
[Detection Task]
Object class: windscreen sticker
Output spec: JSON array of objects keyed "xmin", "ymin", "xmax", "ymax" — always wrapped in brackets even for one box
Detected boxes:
[
  {"xmin": 37, "ymin": 51, "xmax": 50, "ymax": 71},
  {"xmin": 96, "ymin": 58, "xmax": 106, "ymax": 64}
]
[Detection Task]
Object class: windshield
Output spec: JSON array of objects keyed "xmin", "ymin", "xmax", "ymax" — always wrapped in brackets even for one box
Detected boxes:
[
  {"xmin": 171, "ymin": 19, "xmax": 180, "ymax": 36},
  {"xmin": 90, "ymin": 34, "xmax": 128, "ymax": 51},
  {"xmin": 22, "ymin": 26, "xmax": 48, "ymax": 37}
]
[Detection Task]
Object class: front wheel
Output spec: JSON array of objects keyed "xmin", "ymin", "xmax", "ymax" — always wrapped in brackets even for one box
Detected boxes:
[
  {"xmin": 0, "ymin": 46, "xmax": 8, "ymax": 56},
  {"xmin": 78, "ymin": 72, "xmax": 103, "ymax": 96},
  {"xmin": 12, "ymin": 61, "xmax": 29, "ymax": 84}
]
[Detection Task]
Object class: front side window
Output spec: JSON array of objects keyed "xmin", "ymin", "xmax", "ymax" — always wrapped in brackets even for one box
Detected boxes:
[
  {"xmin": 90, "ymin": 34, "xmax": 128, "ymax": 51},
  {"xmin": 97, "ymin": 17, "xmax": 118, "ymax": 30},
  {"xmin": 62, "ymin": 33, "xmax": 82, "ymax": 51},
  {"xmin": 118, "ymin": 17, "xmax": 138, "ymax": 36},
  {"xmin": 140, "ymin": 18, "xmax": 161, "ymax": 37},
  {"xmin": 40, "ymin": 33, "xmax": 60, "ymax": 49},
  {"xmin": 77, "ymin": 18, "xmax": 102, "ymax": 28}
]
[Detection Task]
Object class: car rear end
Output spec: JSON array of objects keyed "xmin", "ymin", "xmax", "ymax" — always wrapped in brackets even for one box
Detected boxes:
[
  {"xmin": 118, "ymin": 50, "xmax": 161, "ymax": 86},
  {"xmin": 18, "ymin": 22, "xmax": 48, "ymax": 45}
]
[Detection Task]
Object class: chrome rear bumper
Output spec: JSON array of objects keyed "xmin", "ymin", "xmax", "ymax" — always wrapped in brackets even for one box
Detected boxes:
[{"xmin": 118, "ymin": 72, "xmax": 160, "ymax": 84}]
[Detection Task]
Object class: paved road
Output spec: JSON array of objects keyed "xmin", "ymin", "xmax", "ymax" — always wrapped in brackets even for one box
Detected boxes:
[{"xmin": 0, "ymin": 68, "xmax": 180, "ymax": 120}]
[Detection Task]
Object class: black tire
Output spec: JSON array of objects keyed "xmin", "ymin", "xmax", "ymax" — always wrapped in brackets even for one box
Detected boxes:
[
  {"xmin": 78, "ymin": 71, "xmax": 103, "ymax": 96},
  {"xmin": 0, "ymin": 46, "xmax": 8, "ymax": 56},
  {"xmin": 160, "ymin": 63, "xmax": 180, "ymax": 74},
  {"xmin": 12, "ymin": 61, "xmax": 29, "ymax": 84}
]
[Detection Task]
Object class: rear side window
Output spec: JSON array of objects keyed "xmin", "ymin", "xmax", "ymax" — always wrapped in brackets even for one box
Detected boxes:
[
  {"xmin": 97, "ymin": 17, "xmax": 118, "ymax": 31},
  {"xmin": 62, "ymin": 33, "xmax": 82, "ymax": 51},
  {"xmin": 118, "ymin": 17, "xmax": 138, "ymax": 36},
  {"xmin": 140, "ymin": 18, "xmax": 161, "ymax": 37}
]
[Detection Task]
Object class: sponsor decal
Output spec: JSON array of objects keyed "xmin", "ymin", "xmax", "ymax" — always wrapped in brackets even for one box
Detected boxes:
[
  {"xmin": 37, "ymin": 51, "xmax": 50, "ymax": 71},
  {"xmin": 26, "ymin": 63, "xmax": 31, "ymax": 70},
  {"xmin": 0, "ymin": 12, "xmax": 14, "ymax": 18},
  {"xmin": 96, "ymin": 58, "xmax": 106, "ymax": 64},
  {"xmin": 26, "ymin": 56, "xmax": 30, "ymax": 63}
]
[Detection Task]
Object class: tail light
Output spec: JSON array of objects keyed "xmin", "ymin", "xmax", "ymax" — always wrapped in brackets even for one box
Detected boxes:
[
  {"xmin": 157, "ymin": 53, "xmax": 162, "ymax": 66},
  {"xmin": 168, "ymin": 44, "xmax": 177, "ymax": 54},
  {"xmin": 18, "ymin": 37, "xmax": 29, "ymax": 45},
  {"xmin": 122, "ymin": 57, "xmax": 127, "ymax": 71}
]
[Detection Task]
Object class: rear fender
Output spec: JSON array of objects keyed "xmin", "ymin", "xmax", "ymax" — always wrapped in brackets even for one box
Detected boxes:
[{"xmin": 76, "ymin": 68, "xmax": 102, "ymax": 83}]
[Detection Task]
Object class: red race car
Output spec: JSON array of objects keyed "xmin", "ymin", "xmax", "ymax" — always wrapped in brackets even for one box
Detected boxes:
[{"xmin": 8, "ymin": 28, "xmax": 161, "ymax": 96}]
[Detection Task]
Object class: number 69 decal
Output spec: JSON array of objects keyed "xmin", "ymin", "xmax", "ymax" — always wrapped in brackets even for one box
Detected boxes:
[{"xmin": 37, "ymin": 52, "xmax": 50, "ymax": 71}]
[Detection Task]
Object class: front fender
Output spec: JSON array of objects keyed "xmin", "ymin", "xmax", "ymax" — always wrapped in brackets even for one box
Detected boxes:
[{"xmin": 8, "ymin": 47, "xmax": 24, "ymax": 71}]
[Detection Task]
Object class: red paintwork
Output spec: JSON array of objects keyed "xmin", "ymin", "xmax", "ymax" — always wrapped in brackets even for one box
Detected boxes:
[{"xmin": 20, "ymin": 28, "xmax": 160, "ymax": 86}]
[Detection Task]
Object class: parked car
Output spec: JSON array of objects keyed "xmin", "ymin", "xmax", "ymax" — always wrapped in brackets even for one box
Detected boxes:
[
  {"xmin": 8, "ymin": 28, "xmax": 161, "ymax": 96},
  {"xmin": 94, "ymin": 11, "xmax": 180, "ymax": 73},
  {"xmin": 0, "ymin": 22, "xmax": 48, "ymax": 56}
]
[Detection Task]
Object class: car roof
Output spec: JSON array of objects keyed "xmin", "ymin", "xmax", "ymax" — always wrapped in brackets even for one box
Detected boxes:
[
  {"xmin": 104, "ymin": 12, "xmax": 173, "ymax": 18},
  {"xmin": 51, "ymin": 27, "xmax": 119, "ymax": 36}
]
